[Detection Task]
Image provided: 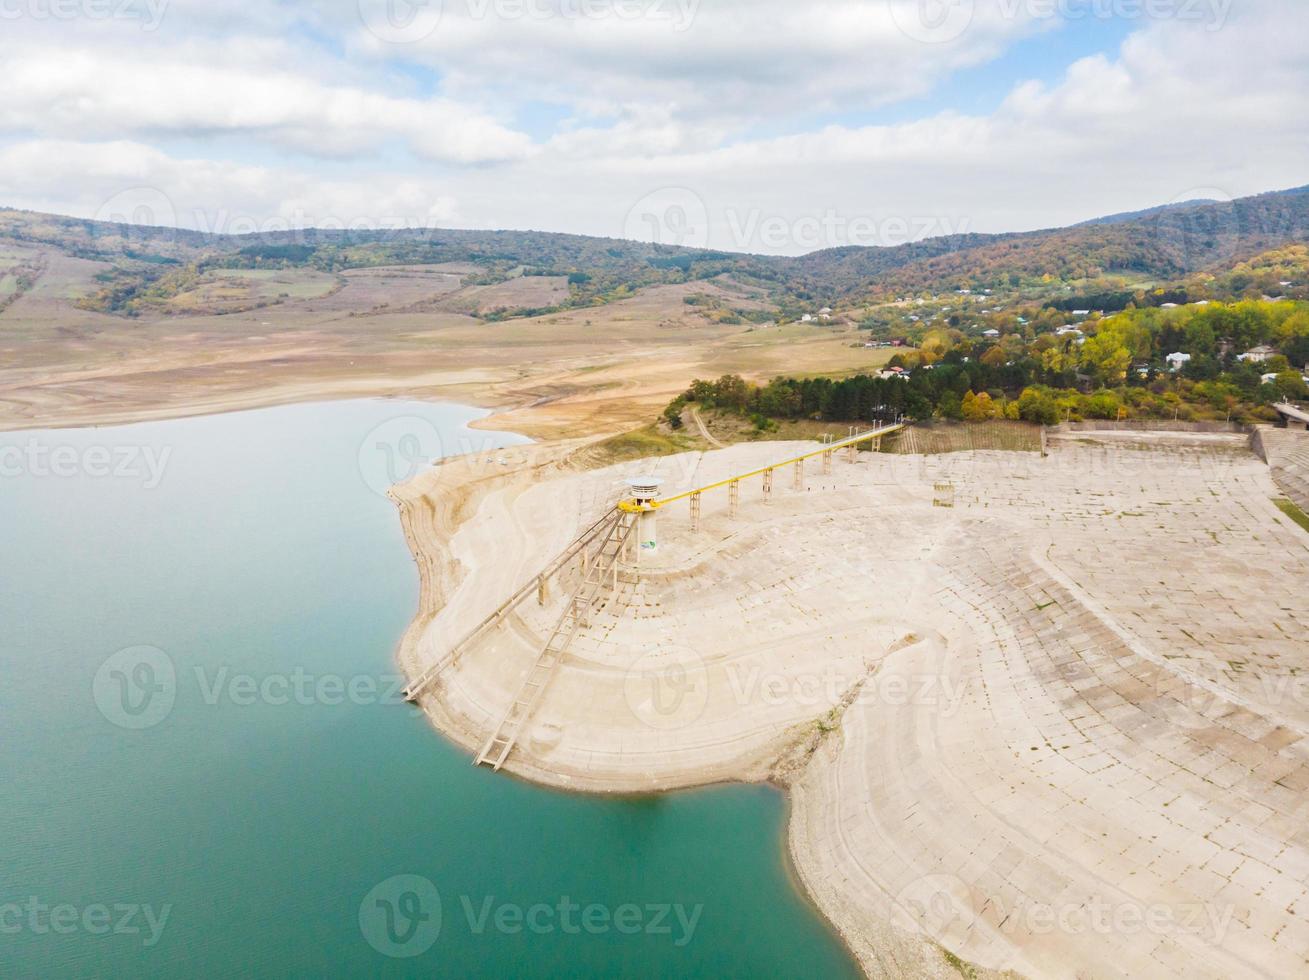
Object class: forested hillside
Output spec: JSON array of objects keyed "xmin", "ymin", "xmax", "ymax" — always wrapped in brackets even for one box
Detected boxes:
[{"xmin": 2, "ymin": 184, "xmax": 1308, "ymax": 319}]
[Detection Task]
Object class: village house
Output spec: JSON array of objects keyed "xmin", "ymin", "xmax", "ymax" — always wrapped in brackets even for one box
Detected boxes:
[{"xmin": 1239, "ymin": 345, "xmax": 1277, "ymax": 364}]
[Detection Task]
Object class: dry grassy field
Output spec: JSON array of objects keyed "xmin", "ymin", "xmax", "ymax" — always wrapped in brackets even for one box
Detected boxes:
[
  {"xmin": 0, "ymin": 250, "xmax": 894, "ymax": 437},
  {"xmin": 164, "ymin": 268, "xmax": 341, "ymax": 314}
]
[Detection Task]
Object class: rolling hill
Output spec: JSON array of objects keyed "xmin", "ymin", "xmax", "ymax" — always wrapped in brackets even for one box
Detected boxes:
[{"xmin": 1, "ymin": 183, "xmax": 1308, "ymax": 319}]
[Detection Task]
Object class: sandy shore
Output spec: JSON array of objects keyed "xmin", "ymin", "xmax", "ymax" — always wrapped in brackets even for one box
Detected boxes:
[{"xmin": 396, "ymin": 427, "xmax": 1309, "ymax": 978}]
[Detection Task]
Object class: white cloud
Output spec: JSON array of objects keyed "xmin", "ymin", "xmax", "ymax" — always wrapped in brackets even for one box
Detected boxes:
[
  {"xmin": 0, "ymin": 140, "xmax": 461, "ymax": 232},
  {"xmin": 0, "ymin": 40, "xmax": 532, "ymax": 164},
  {"xmin": 0, "ymin": 0, "xmax": 1304, "ymax": 255},
  {"xmin": 386, "ymin": 0, "xmax": 1041, "ymax": 126}
]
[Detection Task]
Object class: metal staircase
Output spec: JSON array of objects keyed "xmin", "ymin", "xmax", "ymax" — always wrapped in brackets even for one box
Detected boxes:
[
  {"xmin": 474, "ymin": 508, "xmax": 637, "ymax": 770},
  {"xmin": 403, "ymin": 505, "xmax": 621, "ymax": 702}
]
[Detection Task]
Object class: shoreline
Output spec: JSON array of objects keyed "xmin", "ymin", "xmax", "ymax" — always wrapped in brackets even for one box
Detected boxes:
[
  {"xmin": 387, "ymin": 428, "xmax": 957, "ymax": 977},
  {"xmin": 0, "ymin": 379, "xmax": 521, "ymax": 435},
  {"xmin": 384, "ymin": 422, "xmax": 874, "ymax": 971},
  {"xmin": 392, "ymin": 422, "xmax": 1309, "ymax": 979}
]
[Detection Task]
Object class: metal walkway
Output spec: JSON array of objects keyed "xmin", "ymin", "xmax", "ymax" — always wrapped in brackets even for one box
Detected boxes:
[
  {"xmin": 475, "ymin": 507, "xmax": 637, "ymax": 770},
  {"xmin": 410, "ymin": 420, "xmax": 905, "ymax": 772},
  {"xmin": 403, "ymin": 505, "xmax": 624, "ymax": 703},
  {"xmin": 618, "ymin": 421, "xmax": 906, "ymax": 515}
]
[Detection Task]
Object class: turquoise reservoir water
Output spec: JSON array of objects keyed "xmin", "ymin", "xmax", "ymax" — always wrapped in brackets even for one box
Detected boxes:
[{"xmin": 0, "ymin": 399, "xmax": 858, "ymax": 977}]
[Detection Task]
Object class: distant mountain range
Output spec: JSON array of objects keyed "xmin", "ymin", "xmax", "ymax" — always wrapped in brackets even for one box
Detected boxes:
[
  {"xmin": 2, "ymin": 184, "xmax": 1307, "ymax": 314},
  {"xmin": 781, "ymin": 185, "xmax": 1309, "ymax": 299}
]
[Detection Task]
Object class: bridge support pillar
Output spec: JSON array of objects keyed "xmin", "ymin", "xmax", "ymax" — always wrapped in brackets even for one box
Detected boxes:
[
  {"xmin": 690, "ymin": 492, "xmax": 701, "ymax": 532},
  {"xmin": 823, "ymin": 450, "xmax": 832, "ymax": 475},
  {"xmin": 573, "ymin": 593, "xmax": 590, "ymax": 629},
  {"xmin": 793, "ymin": 459, "xmax": 804, "ymax": 491},
  {"xmin": 728, "ymin": 479, "xmax": 740, "ymax": 518},
  {"xmin": 763, "ymin": 468, "xmax": 773, "ymax": 503}
]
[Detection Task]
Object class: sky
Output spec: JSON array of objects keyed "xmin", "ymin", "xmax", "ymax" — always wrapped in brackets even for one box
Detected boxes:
[{"xmin": 0, "ymin": 0, "xmax": 1305, "ymax": 255}]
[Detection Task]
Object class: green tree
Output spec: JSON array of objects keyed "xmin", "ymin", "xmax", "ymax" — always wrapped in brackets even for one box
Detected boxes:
[
  {"xmin": 1274, "ymin": 371, "xmax": 1308, "ymax": 400},
  {"xmin": 937, "ymin": 391, "xmax": 964, "ymax": 420},
  {"xmin": 662, "ymin": 398, "xmax": 686, "ymax": 429},
  {"xmin": 712, "ymin": 374, "xmax": 749, "ymax": 411},
  {"xmin": 1017, "ymin": 388, "xmax": 1059, "ymax": 425}
]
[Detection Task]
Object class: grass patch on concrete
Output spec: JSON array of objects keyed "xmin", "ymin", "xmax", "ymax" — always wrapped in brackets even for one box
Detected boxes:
[
  {"xmin": 694, "ymin": 409, "xmax": 897, "ymax": 446},
  {"xmin": 1274, "ymin": 498, "xmax": 1309, "ymax": 534},
  {"xmin": 571, "ymin": 424, "xmax": 705, "ymax": 468}
]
